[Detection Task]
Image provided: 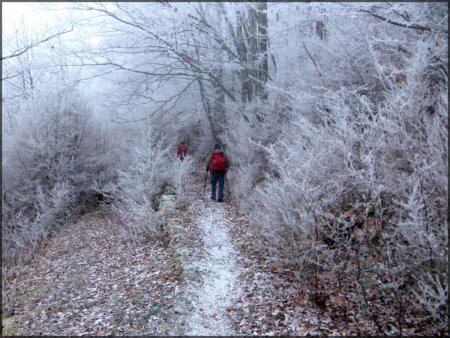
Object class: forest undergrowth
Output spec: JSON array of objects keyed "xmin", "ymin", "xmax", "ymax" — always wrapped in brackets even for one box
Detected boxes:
[
  {"xmin": 1, "ymin": 210, "xmax": 182, "ymax": 336},
  {"xmin": 1, "ymin": 159, "xmax": 447, "ymax": 336}
]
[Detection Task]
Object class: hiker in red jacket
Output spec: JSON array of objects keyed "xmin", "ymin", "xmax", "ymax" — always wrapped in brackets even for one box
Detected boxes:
[
  {"xmin": 205, "ymin": 143, "xmax": 230, "ymax": 202},
  {"xmin": 176, "ymin": 142, "xmax": 188, "ymax": 161}
]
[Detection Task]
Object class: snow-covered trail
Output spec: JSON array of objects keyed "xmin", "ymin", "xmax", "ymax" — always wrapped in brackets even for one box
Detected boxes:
[{"xmin": 184, "ymin": 199, "xmax": 242, "ymax": 335}]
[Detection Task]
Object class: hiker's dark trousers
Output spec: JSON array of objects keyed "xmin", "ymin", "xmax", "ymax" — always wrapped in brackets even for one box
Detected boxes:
[{"xmin": 210, "ymin": 171, "xmax": 225, "ymax": 200}]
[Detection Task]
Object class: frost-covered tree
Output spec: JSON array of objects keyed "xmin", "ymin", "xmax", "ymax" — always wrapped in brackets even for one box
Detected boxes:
[
  {"xmin": 220, "ymin": 2, "xmax": 447, "ymax": 331},
  {"xmin": 109, "ymin": 120, "xmax": 173, "ymax": 241},
  {"xmin": 2, "ymin": 80, "xmax": 102, "ymax": 259}
]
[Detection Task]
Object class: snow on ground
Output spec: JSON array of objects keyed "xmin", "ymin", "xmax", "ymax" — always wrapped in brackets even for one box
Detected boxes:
[{"xmin": 184, "ymin": 200, "xmax": 242, "ymax": 335}]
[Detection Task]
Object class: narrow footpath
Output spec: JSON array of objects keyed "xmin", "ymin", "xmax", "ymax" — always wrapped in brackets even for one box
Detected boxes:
[
  {"xmin": 183, "ymin": 198, "xmax": 242, "ymax": 335},
  {"xmin": 161, "ymin": 166, "xmax": 245, "ymax": 335},
  {"xmin": 170, "ymin": 167, "xmax": 318, "ymax": 336}
]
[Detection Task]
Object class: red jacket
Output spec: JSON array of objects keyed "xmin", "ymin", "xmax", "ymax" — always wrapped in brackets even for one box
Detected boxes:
[
  {"xmin": 176, "ymin": 143, "xmax": 188, "ymax": 156},
  {"xmin": 206, "ymin": 149, "xmax": 230, "ymax": 173}
]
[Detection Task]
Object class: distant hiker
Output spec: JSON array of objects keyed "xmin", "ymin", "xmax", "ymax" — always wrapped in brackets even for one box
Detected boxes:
[
  {"xmin": 205, "ymin": 143, "xmax": 230, "ymax": 202},
  {"xmin": 176, "ymin": 142, "xmax": 188, "ymax": 161}
]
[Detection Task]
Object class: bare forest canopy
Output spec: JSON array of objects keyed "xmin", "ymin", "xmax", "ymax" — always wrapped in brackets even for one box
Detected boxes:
[{"xmin": 2, "ymin": 2, "xmax": 448, "ymax": 334}]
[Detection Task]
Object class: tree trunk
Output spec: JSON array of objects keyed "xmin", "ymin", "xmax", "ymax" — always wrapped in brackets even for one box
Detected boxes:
[
  {"xmin": 257, "ymin": 1, "xmax": 269, "ymax": 99},
  {"xmin": 213, "ymin": 6, "xmax": 226, "ymax": 133},
  {"xmin": 236, "ymin": 10, "xmax": 251, "ymax": 103}
]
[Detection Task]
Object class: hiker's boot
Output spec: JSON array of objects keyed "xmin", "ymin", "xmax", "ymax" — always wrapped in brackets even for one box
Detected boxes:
[
  {"xmin": 217, "ymin": 198, "xmax": 224, "ymax": 203},
  {"xmin": 211, "ymin": 196, "xmax": 216, "ymax": 201}
]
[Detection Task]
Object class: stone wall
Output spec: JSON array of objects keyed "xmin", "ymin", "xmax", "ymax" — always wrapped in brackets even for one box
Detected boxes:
[{"xmin": 157, "ymin": 185, "xmax": 195, "ymax": 279}]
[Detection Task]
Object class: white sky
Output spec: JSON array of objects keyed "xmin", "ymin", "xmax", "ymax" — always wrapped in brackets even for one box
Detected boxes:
[
  {"xmin": 3, "ymin": 2, "xmax": 49, "ymax": 33},
  {"xmin": 2, "ymin": 2, "xmax": 108, "ymax": 115},
  {"xmin": 2, "ymin": 1, "xmax": 104, "ymax": 53},
  {"xmin": 2, "ymin": 2, "xmax": 81, "ymax": 39}
]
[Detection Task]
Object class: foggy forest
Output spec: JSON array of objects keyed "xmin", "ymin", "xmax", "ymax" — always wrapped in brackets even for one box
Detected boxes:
[{"xmin": 2, "ymin": 2, "xmax": 448, "ymax": 336}]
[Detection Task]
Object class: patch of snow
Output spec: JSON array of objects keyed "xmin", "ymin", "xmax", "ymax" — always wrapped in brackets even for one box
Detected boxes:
[{"xmin": 185, "ymin": 202, "xmax": 242, "ymax": 335}]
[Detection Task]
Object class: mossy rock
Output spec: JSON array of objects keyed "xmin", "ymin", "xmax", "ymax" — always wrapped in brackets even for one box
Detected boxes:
[
  {"xmin": 167, "ymin": 222, "xmax": 184, "ymax": 234},
  {"xmin": 176, "ymin": 247, "xmax": 191, "ymax": 257},
  {"xmin": 160, "ymin": 195, "xmax": 176, "ymax": 204},
  {"xmin": 169, "ymin": 234, "xmax": 188, "ymax": 247},
  {"xmin": 173, "ymin": 260, "xmax": 183, "ymax": 276},
  {"xmin": 164, "ymin": 186, "xmax": 176, "ymax": 195}
]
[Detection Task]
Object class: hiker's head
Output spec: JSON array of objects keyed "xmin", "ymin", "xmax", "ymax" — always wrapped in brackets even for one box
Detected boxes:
[
  {"xmin": 180, "ymin": 142, "xmax": 185, "ymax": 145},
  {"xmin": 214, "ymin": 144, "xmax": 221, "ymax": 150}
]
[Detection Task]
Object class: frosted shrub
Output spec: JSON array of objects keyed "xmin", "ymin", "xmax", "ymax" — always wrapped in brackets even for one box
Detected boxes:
[
  {"xmin": 413, "ymin": 272, "xmax": 448, "ymax": 323},
  {"xmin": 2, "ymin": 211, "xmax": 35, "ymax": 262},
  {"xmin": 228, "ymin": 163, "xmax": 256, "ymax": 210},
  {"xmin": 34, "ymin": 182, "xmax": 75, "ymax": 232},
  {"xmin": 378, "ymin": 43, "xmax": 448, "ymax": 324},
  {"xmin": 222, "ymin": 98, "xmax": 286, "ymax": 212},
  {"xmin": 224, "ymin": 127, "xmax": 261, "ymax": 209},
  {"xmin": 243, "ymin": 19, "xmax": 448, "ymax": 326},
  {"xmin": 170, "ymin": 155, "xmax": 195, "ymax": 198},
  {"xmin": 2, "ymin": 86, "xmax": 99, "ymax": 261},
  {"xmin": 115, "ymin": 196, "xmax": 163, "ymax": 243},
  {"xmin": 2, "ymin": 181, "xmax": 75, "ymax": 263},
  {"xmin": 113, "ymin": 124, "xmax": 172, "ymax": 241},
  {"xmin": 249, "ymin": 110, "xmax": 350, "ymax": 253}
]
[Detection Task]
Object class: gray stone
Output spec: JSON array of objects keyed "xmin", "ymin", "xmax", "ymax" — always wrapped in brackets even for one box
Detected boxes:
[{"xmin": 164, "ymin": 185, "xmax": 177, "ymax": 195}]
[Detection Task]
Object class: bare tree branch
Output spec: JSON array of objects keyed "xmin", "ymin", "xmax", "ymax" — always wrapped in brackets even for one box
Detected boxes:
[
  {"xmin": 1, "ymin": 26, "xmax": 74, "ymax": 61},
  {"xmin": 302, "ymin": 41, "xmax": 326, "ymax": 86},
  {"xmin": 359, "ymin": 9, "xmax": 432, "ymax": 32}
]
